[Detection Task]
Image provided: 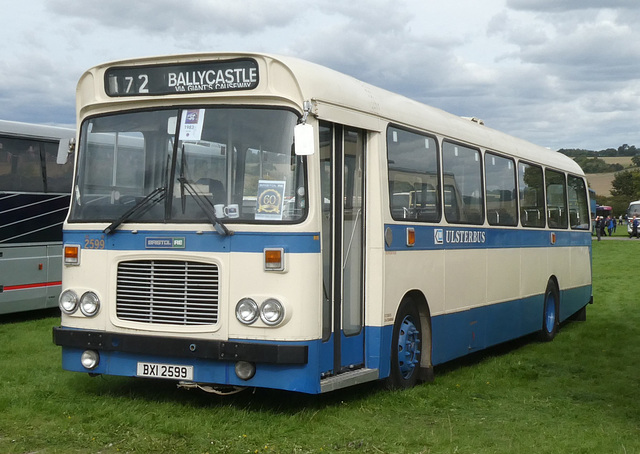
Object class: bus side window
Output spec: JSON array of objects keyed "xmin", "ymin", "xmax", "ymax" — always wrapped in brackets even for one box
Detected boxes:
[
  {"xmin": 568, "ymin": 175, "xmax": 589, "ymax": 230},
  {"xmin": 485, "ymin": 152, "xmax": 517, "ymax": 226},
  {"xmin": 546, "ymin": 169, "xmax": 568, "ymax": 229},
  {"xmin": 442, "ymin": 141, "xmax": 484, "ymax": 225},
  {"xmin": 0, "ymin": 137, "xmax": 45, "ymax": 192},
  {"xmin": 519, "ymin": 162, "xmax": 545, "ymax": 228},
  {"xmin": 45, "ymin": 141, "xmax": 74, "ymax": 193},
  {"xmin": 386, "ymin": 126, "xmax": 440, "ymax": 222}
]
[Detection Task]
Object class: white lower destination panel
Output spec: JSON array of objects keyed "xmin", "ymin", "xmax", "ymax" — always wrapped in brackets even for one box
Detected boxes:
[{"xmin": 136, "ymin": 362, "xmax": 194, "ymax": 380}]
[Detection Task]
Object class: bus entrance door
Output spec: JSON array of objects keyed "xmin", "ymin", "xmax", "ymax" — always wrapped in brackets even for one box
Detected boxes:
[{"xmin": 320, "ymin": 123, "xmax": 366, "ymax": 380}]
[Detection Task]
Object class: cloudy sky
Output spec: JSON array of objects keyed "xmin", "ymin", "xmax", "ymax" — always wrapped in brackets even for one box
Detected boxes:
[{"xmin": 2, "ymin": 0, "xmax": 639, "ymax": 151}]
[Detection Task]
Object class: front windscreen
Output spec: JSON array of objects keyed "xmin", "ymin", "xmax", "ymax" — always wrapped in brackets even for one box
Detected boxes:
[
  {"xmin": 628, "ymin": 204, "xmax": 640, "ymax": 217},
  {"xmin": 69, "ymin": 107, "xmax": 306, "ymax": 224}
]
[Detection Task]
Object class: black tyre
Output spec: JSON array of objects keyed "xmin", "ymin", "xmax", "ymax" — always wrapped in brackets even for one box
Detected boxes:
[
  {"xmin": 539, "ymin": 280, "xmax": 559, "ymax": 342},
  {"xmin": 385, "ymin": 300, "xmax": 422, "ymax": 389}
]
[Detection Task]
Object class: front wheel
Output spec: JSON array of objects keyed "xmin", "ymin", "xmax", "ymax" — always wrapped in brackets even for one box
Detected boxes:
[
  {"xmin": 386, "ymin": 300, "xmax": 422, "ymax": 389},
  {"xmin": 539, "ymin": 280, "xmax": 559, "ymax": 342}
]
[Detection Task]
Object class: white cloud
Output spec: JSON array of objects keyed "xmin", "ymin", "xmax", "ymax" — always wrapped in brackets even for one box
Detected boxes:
[
  {"xmin": 46, "ymin": 0, "xmax": 300, "ymax": 35},
  {"xmin": 507, "ymin": 0, "xmax": 640, "ymax": 12},
  {"xmin": 0, "ymin": 0, "xmax": 639, "ymax": 150}
]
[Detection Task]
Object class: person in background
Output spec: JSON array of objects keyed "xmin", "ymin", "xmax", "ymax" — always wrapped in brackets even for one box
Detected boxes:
[{"xmin": 607, "ymin": 216, "xmax": 614, "ymax": 236}]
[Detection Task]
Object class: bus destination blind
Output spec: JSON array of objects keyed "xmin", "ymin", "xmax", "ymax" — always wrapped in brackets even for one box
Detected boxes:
[{"xmin": 104, "ymin": 58, "xmax": 259, "ymax": 97}]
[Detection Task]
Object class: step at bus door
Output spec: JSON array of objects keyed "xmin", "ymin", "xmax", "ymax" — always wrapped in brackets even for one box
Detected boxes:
[{"xmin": 320, "ymin": 123, "xmax": 366, "ymax": 374}]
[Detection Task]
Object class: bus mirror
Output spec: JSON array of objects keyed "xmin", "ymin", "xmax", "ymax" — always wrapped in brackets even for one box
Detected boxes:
[
  {"xmin": 57, "ymin": 137, "xmax": 75, "ymax": 164},
  {"xmin": 294, "ymin": 123, "xmax": 314, "ymax": 156}
]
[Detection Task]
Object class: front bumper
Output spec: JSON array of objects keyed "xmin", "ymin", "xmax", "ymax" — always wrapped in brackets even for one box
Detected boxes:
[{"xmin": 52, "ymin": 326, "xmax": 308, "ymax": 365}]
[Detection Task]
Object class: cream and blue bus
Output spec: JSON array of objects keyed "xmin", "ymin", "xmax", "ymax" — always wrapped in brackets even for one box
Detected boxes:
[
  {"xmin": 0, "ymin": 120, "xmax": 75, "ymax": 314},
  {"xmin": 53, "ymin": 53, "xmax": 592, "ymax": 394}
]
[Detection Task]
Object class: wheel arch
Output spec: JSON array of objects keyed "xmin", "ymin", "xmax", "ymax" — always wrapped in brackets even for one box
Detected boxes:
[
  {"xmin": 399, "ymin": 289, "xmax": 434, "ymax": 381},
  {"xmin": 548, "ymin": 274, "xmax": 560, "ymax": 298}
]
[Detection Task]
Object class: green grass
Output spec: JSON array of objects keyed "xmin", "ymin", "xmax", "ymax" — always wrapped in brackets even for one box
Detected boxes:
[{"xmin": 1, "ymin": 241, "xmax": 639, "ymax": 453}]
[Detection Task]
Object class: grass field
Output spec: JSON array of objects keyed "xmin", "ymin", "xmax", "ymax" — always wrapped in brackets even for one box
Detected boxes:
[
  {"xmin": 1, "ymin": 241, "xmax": 639, "ymax": 453},
  {"xmin": 584, "ymin": 156, "xmax": 635, "ymax": 196},
  {"xmin": 585, "ymin": 172, "xmax": 616, "ymax": 197},
  {"xmin": 600, "ymin": 157, "xmax": 634, "ymax": 167}
]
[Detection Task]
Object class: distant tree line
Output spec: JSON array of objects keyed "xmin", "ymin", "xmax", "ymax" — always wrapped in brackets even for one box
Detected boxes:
[
  {"xmin": 558, "ymin": 144, "xmax": 639, "ymax": 158},
  {"xmin": 557, "ymin": 144, "xmax": 640, "ymax": 215}
]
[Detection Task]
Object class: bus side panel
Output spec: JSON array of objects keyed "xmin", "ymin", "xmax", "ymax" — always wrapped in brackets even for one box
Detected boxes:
[
  {"xmin": 569, "ymin": 245, "xmax": 592, "ymax": 290},
  {"xmin": 431, "ymin": 293, "xmax": 543, "ymax": 365},
  {"xmin": 520, "ymin": 246, "xmax": 548, "ymax": 300},
  {"xmin": 0, "ymin": 192, "xmax": 69, "ymax": 314},
  {"xmin": 0, "ymin": 193, "xmax": 70, "ymax": 244},
  {"xmin": 560, "ymin": 285, "xmax": 592, "ymax": 321},
  {"xmin": 486, "ymin": 247, "xmax": 521, "ymax": 304},
  {"xmin": 444, "ymin": 249, "xmax": 487, "ymax": 314},
  {"xmin": 430, "ymin": 282, "xmax": 592, "ymax": 366},
  {"xmin": 0, "ymin": 245, "xmax": 51, "ymax": 314},
  {"xmin": 364, "ymin": 324, "xmax": 392, "ymax": 378}
]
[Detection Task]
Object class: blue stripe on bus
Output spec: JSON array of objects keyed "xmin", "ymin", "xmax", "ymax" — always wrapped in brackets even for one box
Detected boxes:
[
  {"xmin": 66, "ymin": 226, "xmax": 590, "ymax": 254},
  {"xmin": 63, "ymin": 230, "xmax": 321, "ymax": 253},
  {"xmin": 384, "ymin": 224, "xmax": 592, "ymax": 251}
]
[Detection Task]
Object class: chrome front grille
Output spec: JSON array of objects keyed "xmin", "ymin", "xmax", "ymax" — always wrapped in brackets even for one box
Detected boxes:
[{"xmin": 116, "ymin": 260, "xmax": 219, "ymax": 325}]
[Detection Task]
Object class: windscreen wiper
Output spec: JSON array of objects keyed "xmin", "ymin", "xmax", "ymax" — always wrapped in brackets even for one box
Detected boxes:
[
  {"xmin": 103, "ymin": 187, "xmax": 166, "ymax": 235},
  {"xmin": 177, "ymin": 177, "xmax": 232, "ymax": 236}
]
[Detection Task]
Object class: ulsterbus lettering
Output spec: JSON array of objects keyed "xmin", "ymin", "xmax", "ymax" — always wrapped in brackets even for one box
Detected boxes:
[{"xmin": 445, "ymin": 230, "xmax": 486, "ymax": 244}]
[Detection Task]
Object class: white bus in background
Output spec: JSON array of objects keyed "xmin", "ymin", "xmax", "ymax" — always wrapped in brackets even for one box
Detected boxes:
[
  {"xmin": 53, "ymin": 53, "xmax": 592, "ymax": 394},
  {"xmin": 0, "ymin": 120, "xmax": 75, "ymax": 314},
  {"xmin": 626, "ymin": 200, "xmax": 640, "ymax": 236}
]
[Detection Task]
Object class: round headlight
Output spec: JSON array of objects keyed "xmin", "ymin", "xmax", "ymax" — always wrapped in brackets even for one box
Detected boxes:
[
  {"xmin": 80, "ymin": 291, "xmax": 100, "ymax": 317},
  {"xmin": 59, "ymin": 290, "xmax": 79, "ymax": 314},
  {"xmin": 260, "ymin": 298, "xmax": 284, "ymax": 326},
  {"xmin": 236, "ymin": 298, "xmax": 259, "ymax": 324}
]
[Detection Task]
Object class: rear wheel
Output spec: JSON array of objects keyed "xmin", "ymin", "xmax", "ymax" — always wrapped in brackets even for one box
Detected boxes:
[
  {"xmin": 386, "ymin": 300, "xmax": 421, "ymax": 389},
  {"xmin": 539, "ymin": 280, "xmax": 559, "ymax": 342}
]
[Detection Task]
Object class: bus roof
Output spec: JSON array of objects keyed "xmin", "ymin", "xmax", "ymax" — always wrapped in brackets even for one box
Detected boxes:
[
  {"xmin": 78, "ymin": 52, "xmax": 583, "ymax": 176},
  {"xmin": 0, "ymin": 119, "xmax": 74, "ymax": 141}
]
